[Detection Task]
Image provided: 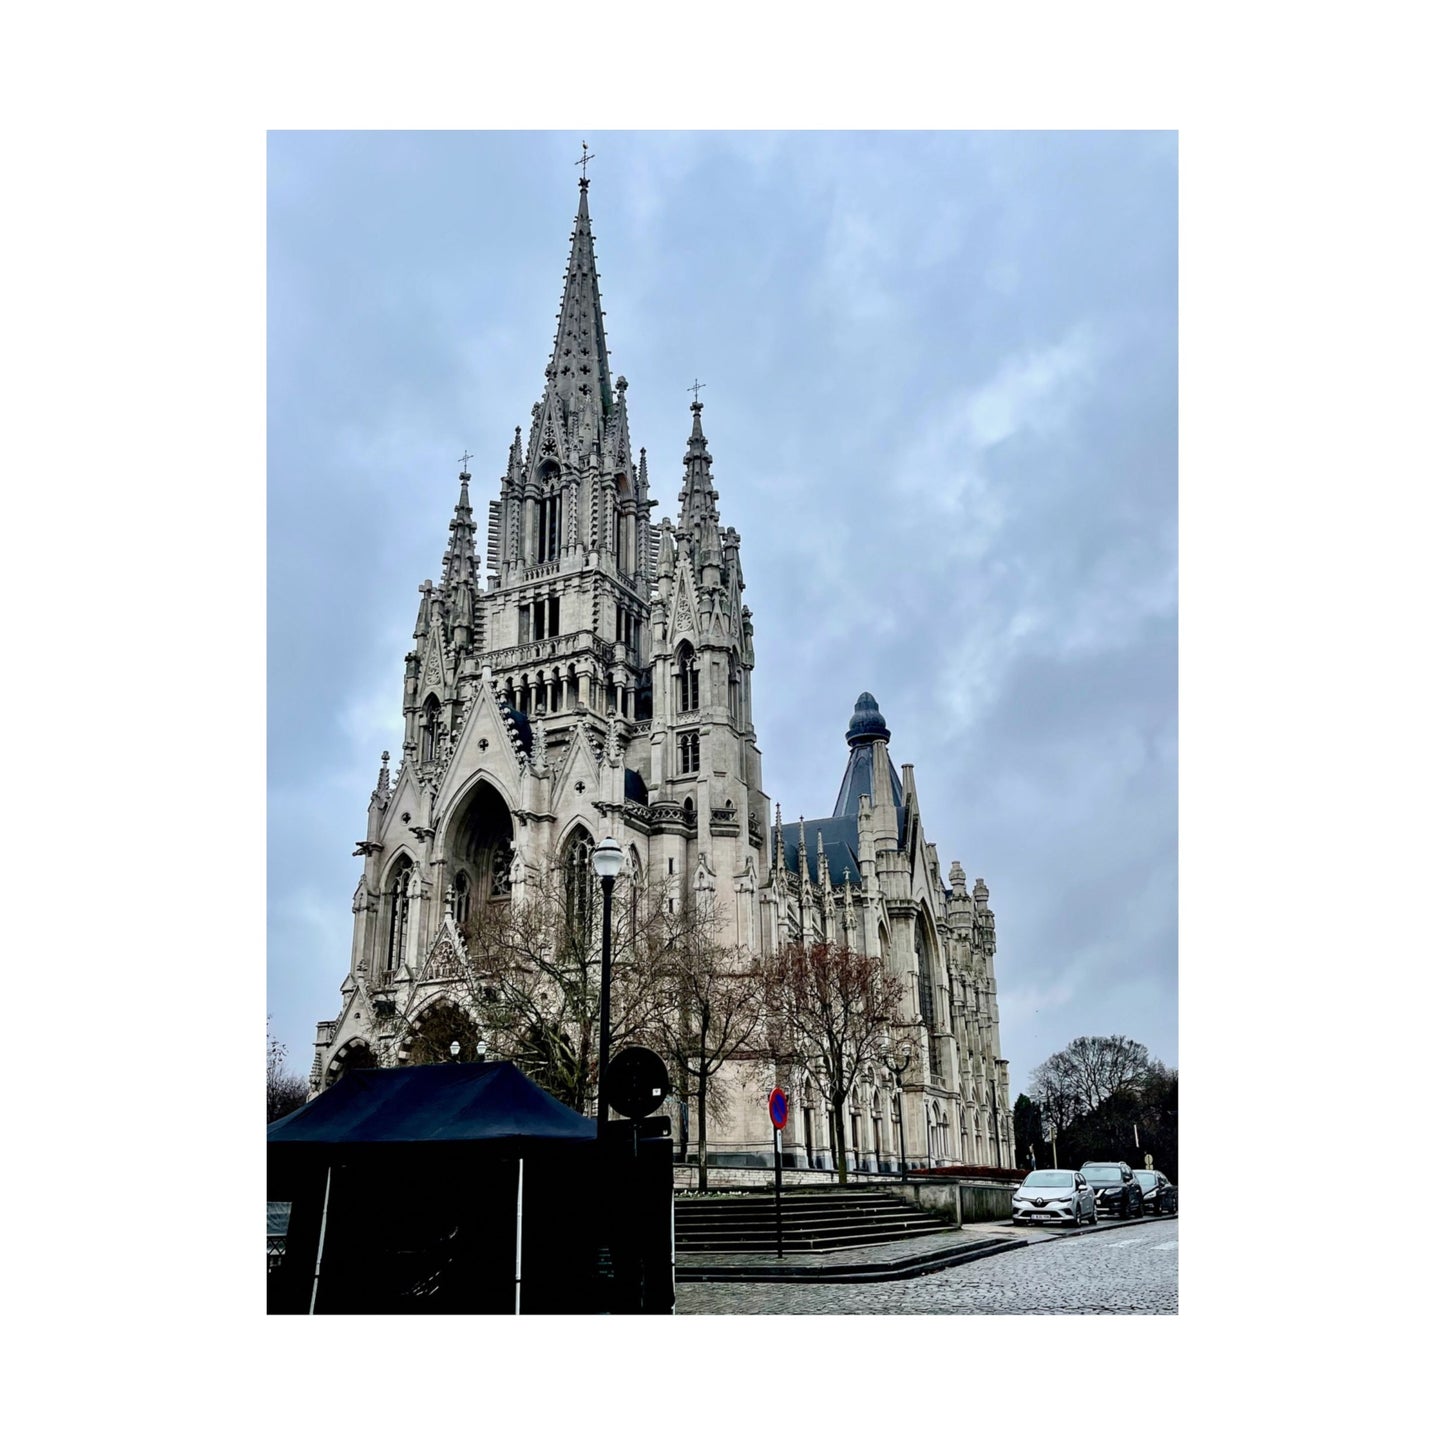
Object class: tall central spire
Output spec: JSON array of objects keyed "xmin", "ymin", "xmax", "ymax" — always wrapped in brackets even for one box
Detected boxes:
[
  {"xmin": 545, "ymin": 179, "xmax": 613, "ymax": 429},
  {"xmin": 491, "ymin": 170, "xmax": 649, "ymax": 590}
]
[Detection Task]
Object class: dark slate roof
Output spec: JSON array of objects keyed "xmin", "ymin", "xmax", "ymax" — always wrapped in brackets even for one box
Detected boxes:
[
  {"xmin": 501, "ymin": 705, "xmax": 533, "ymax": 755},
  {"xmin": 831, "ymin": 740, "xmax": 904, "ymax": 820},
  {"xmin": 624, "ymin": 767, "xmax": 648, "ymax": 804},
  {"xmin": 783, "ymin": 816, "xmax": 863, "ymax": 889}
]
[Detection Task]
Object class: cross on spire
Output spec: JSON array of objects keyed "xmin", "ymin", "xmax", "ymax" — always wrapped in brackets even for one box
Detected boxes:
[
  {"xmin": 575, "ymin": 140, "xmax": 595, "ymax": 185},
  {"xmin": 688, "ymin": 378, "xmax": 706, "ymax": 405},
  {"xmin": 457, "ymin": 450, "xmax": 473, "ymax": 475}
]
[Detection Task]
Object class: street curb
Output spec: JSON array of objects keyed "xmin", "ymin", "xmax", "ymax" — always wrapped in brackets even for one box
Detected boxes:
[
  {"xmin": 675, "ymin": 1235, "xmax": 1030, "ymax": 1284},
  {"xmin": 1023, "ymin": 1211, "xmax": 1177, "ymax": 1242}
]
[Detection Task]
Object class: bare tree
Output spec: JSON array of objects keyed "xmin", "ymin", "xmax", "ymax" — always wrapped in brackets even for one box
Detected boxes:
[
  {"xmin": 405, "ymin": 849, "xmax": 700, "ymax": 1115},
  {"xmin": 759, "ymin": 940, "xmax": 905, "ymax": 1185},
  {"xmin": 647, "ymin": 896, "xmax": 765, "ymax": 1190},
  {"xmin": 1028, "ymin": 1035, "xmax": 1153, "ymax": 1136},
  {"xmin": 267, "ymin": 1020, "xmax": 309, "ymax": 1123}
]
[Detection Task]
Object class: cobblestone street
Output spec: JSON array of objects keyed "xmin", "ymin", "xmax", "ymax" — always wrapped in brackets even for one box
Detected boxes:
[{"xmin": 675, "ymin": 1216, "xmax": 1178, "ymax": 1314}]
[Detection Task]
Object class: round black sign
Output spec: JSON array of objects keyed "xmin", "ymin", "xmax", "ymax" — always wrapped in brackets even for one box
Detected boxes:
[{"xmin": 604, "ymin": 1046, "xmax": 670, "ymax": 1119}]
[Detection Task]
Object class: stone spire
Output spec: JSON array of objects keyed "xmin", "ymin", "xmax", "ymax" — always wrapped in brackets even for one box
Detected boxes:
[
  {"xmin": 440, "ymin": 466, "xmax": 480, "ymax": 593},
  {"xmin": 370, "ymin": 750, "xmax": 392, "ymax": 809},
  {"xmin": 677, "ymin": 399, "xmax": 720, "ymax": 541},
  {"xmin": 532, "ymin": 178, "xmax": 613, "ymax": 466}
]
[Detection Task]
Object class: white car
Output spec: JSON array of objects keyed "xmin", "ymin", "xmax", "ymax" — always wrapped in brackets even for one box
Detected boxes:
[{"xmin": 1011, "ymin": 1169, "xmax": 1099, "ymax": 1227}]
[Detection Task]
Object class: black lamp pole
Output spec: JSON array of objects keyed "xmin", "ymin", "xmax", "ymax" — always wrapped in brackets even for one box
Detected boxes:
[
  {"xmin": 592, "ymin": 836, "xmax": 625, "ymax": 1124},
  {"xmin": 597, "ymin": 873, "xmax": 615, "ymax": 1120}
]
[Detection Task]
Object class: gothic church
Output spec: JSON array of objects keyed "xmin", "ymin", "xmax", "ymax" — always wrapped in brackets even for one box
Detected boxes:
[{"xmin": 311, "ymin": 173, "xmax": 1014, "ymax": 1174}]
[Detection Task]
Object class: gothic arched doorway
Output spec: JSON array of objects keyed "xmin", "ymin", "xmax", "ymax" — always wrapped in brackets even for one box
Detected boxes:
[{"xmin": 442, "ymin": 777, "xmax": 515, "ymax": 919}]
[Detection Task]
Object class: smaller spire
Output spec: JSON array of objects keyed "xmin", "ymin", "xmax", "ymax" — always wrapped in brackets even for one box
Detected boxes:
[
  {"xmin": 371, "ymin": 750, "xmax": 392, "ymax": 808},
  {"xmin": 677, "ymin": 397, "xmax": 718, "ymax": 538},
  {"xmin": 440, "ymin": 466, "xmax": 480, "ymax": 593}
]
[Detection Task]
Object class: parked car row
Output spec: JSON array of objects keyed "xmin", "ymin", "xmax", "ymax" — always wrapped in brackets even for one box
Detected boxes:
[
  {"xmin": 1011, "ymin": 1161, "xmax": 1178, "ymax": 1227},
  {"xmin": 1134, "ymin": 1169, "xmax": 1178, "ymax": 1215}
]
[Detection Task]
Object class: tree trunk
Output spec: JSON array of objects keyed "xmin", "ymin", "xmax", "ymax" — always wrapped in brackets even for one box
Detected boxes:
[
  {"xmin": 697, "ymin": 1069, "xmax": 709, "ymax": 1191},
  {"xmin": 831, "ymin": 1093, "xmax": 849, "ymax": 1185}
]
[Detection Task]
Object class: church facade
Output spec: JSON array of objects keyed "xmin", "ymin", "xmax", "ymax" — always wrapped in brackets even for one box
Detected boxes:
[{"xmin": 310, "ymin": 175, "xmax": 1014, "ymax": 1174}]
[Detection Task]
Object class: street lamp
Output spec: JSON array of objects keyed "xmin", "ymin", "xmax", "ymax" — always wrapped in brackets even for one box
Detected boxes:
[
  {"xmin": 882, "ymin": 1041, "xmax": 913, "ymax": 1182},
  {"xmin": 449, "ymin": 1039, "xmax": 460, "ymax": 1062},
  {"xmin": 591, "ymin": 835, "xmax": 625, "ymax": 1123}
]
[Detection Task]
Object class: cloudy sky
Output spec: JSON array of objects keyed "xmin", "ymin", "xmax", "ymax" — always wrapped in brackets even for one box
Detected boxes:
[{"xmin": 268, "ymin": 130, "xmax": 1177, "ymax": 1104}]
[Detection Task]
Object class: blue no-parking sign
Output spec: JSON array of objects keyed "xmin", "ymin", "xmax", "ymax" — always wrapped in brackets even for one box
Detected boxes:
[{"xmin": 768, "ymin": 1087, "xmax": 788, "ymax": 1130}]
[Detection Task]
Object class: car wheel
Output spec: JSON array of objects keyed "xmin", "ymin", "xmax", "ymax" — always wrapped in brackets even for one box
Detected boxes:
[{"xmin": 1073, "ymin": 1203, "xmax": 1084, "ymax": 1228}]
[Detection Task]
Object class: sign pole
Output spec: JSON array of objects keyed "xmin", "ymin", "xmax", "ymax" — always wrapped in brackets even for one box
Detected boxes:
[
  {"xmin": 774, "ymin": 1128, "xmax": 783, "ymax": 1258},
  {"xmin": 767, "ymin": 1086, "xmax": 789, "ymax": 1259}
]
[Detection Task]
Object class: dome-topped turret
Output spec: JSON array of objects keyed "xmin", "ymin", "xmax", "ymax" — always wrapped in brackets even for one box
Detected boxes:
[
  {"xmin": 845, "ymin": 691, "xmax": 891, "ymax": 747},
  {"xmin": 833, "ymin": 691, "xmax": 903, "ymax": 819}
]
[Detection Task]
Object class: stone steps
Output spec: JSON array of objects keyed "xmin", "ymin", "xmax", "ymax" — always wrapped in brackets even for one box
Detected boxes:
[{"xmin": 675, "ymin": 1189, "xmax": 953, "ymax": 1254}]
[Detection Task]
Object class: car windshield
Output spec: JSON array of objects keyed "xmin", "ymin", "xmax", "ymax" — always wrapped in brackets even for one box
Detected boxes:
[
  {"xmin": 1020, "ymin": 1171, "xmax": 1074, "ymax": 1189},
  {"xmin": 1135, "ymin": 1172, "xmax": 1158, "ymax": 1188},
  {"xmin": 1081, "ymin": 1166, "xmax": 1124, "ymax": 1182}
]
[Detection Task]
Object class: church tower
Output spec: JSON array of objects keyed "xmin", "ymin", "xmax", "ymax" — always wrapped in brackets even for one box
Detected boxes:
[
  {"xmin": 314, "ymin": 172, "xmax": 772, "ymax": 1098},
  {"xmin": 309, "ymin": 165, "xmax": 1006, "ymax": 1178}
]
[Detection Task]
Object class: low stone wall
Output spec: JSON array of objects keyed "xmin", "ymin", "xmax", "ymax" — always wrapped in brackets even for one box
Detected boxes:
[
  {"xmin": 673, "ymin": 1164, "xmax": 834, "ymax": 1191},
  {"xmin": 871, "ymin": 1180, "xmax": 1010, "ymax": 1224}
]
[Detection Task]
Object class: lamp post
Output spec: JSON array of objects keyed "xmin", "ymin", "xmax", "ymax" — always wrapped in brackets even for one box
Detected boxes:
[
  {"xmin": 449, "ymin": 1040, "xmax": 460, "ymax": 1062},
  {"xmin": 591, "ymin": 835, "xmax": 625, "ymax": 1122},
  {"xmin": 882, "ymin": 1041, "xmax": 913, "ymax": 1182}
]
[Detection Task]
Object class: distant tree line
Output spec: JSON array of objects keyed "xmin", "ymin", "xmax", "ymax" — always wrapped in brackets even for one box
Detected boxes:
[
  {"xmin": 267, "ymin": 1019, "xmax": 310, "ymax": 1123},
  {"xmin": 1013, "ymin": 1035, "xmax": 1177, "ymax": 1179}
]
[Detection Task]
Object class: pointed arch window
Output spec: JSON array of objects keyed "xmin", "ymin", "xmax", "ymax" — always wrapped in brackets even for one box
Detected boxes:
[
  {"xmin": 678, "ymin": 731, "xmax": 700, "ymax": 774},
  {"xmin": 453, "ymin": 870, "xmax": 471, "ymax": 927},
  {"xmin": 562, "ymin": 831, "xmax": 594, "ymax": 937},
  {"xmin": 534, "ymin": 463, "xmax": 562, "ymax": 564},
  {"xmin": 916, "ymin": 924, "xmax": 941, "ymax": 1077},
  {"xmin": 386, "ymin": 859, "xmax": 415, "ymax": 980},
  {"xmin": 628, "ymin": 847, "xmax": 643, "ymax": 938},
  {"xmin": 421, "ymin": 697, "xmax": 441, "ymax": 763},
  {"xmin": 676, "ymin": 642, "xmax": 700, "ymax": 713},
  {"xmin": 491, "ymin": 840, "xmax": 513, "ymax": 896}
]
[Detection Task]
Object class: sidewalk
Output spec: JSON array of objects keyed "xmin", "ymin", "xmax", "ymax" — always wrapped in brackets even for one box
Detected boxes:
[{"xmin": 674, "ymin": 1210, "xmax": 1168, "ymax": 1284}]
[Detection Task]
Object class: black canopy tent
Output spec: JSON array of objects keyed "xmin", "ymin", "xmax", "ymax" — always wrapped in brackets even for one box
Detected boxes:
[{"xmin": 267, "ymin": 1061, "xmax": 599, "ymax": 1314}]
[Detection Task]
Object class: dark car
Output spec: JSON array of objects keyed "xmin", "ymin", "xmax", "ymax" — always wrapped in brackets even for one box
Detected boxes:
[
  {"xmin": 1080, "ymin": 1161, "xmax": 1145, "ymax": 1218},
  {"xmin": 1134, "ymin": 1169, "xmax": 1178, "ymax": 1215}
]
